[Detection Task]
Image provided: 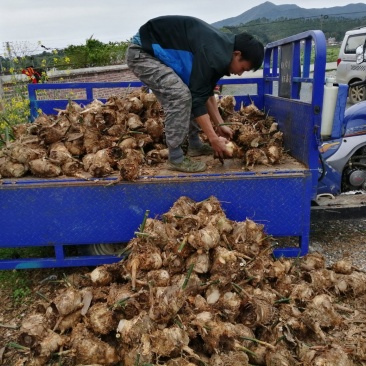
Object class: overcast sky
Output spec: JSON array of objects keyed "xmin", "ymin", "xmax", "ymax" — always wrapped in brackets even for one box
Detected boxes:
[{"xmin": 0, "ymin": 0, "xmax": 360, "ymax": 56}]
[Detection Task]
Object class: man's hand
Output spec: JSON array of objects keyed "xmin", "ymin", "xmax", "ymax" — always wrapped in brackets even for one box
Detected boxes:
[
  {"xmin": 209, "ymin": 136, "xmax": 230, "ymax": 160},
  {"xmin": 216, "ymin": 125, "xmax": 233, "ymax": 139},
  {"xmin": 195, "ymin": 112, "xmax": 232, "ymax": 160}
]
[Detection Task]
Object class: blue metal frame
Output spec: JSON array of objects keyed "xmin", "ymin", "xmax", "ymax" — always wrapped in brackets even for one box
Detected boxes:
[
  {"xmin": 263, "ymin": 30, "xmax": 327, "ymax": 197},
  {"xmin": 28, "ymin": 81, "xmax": 144, "ymax": 120},
  {"xmin": 0, "ymin": 31, "xmax": 327, "ymax": 269},
  {"xmin": 29, "ymin": 79, "xmax": 265, "ymax": 120}
]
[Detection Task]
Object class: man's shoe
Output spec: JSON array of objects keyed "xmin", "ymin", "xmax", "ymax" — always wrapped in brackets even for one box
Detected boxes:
[
  {"xmin": 187, "ymin": 143, "xmax": 214, "ymax": 157},
  {"xmin": 167, "ymin": 156, "xmax": 206, "ymax": 172}
]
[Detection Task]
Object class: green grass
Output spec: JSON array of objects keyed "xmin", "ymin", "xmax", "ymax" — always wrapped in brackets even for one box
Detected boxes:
[
  {"xmin": 0, "ymin": 246, "xmax": 55, "ymax": 260},
  {"xmin": 0, "ymin": 246, "xmax": 54, "ymax": 306},
  {"xmin": 326, "ymin": 45, "xmax": 340, "ymax": 63},
  {"xmin": 0, "ymin": 269, "xmax": 32, "ymax": 305},
  {"xmin": 301, "ymin": 45, "xmax": 340, "ymax": 64}
]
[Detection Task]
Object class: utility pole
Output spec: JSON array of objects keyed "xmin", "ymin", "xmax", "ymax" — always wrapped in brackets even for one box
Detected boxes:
[
  {"xmin": 5, "ymin": 42, "xmax": 14, "ymax": 70},
  {"xmin": 0, "ymin": 75, "xmax": 4, "ymax": 109},
  {"xmin": 0, "ymin": 52, "xmax": 4, "ymax": 101},
  {"xmin": 0, "ymin": 44, "xmax": 4, "ymax": 101},
  {"xmin": 320, "ymin": 14, "xmax": 328, "ymax": 32}
]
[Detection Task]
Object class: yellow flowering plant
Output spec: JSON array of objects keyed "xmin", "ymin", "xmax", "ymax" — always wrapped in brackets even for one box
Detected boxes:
[
  {"xmin": 0, "ymin": 43, "xmax": 71, "ymax": 146},
  {"xmin": 0, "ymin": 75, "xmax": 30, "ymax": 147}
]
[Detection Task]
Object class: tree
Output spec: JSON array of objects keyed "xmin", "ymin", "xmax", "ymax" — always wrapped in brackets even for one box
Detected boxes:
[{"xmin": 64, "ymin": 36, "xmax": 129, "ymax": 68}]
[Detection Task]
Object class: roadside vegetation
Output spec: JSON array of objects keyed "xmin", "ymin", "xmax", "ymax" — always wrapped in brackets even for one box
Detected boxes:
[
  {"xmin": 0, "ymin": 268, "xmax": 32, "ymax": 306},
  {"xmin": 326, "ymin": 45, "xmax": 340, "ymax": 63},
  {"xmin": 0, "ymin": 247, "xmax": 52, "ymax": 302}
]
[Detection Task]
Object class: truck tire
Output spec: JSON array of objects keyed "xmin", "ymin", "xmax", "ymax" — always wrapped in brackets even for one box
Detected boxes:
[
  {"xmin": 79, "ymin": 243, "xmax": 127, "ymax": 256},
  {"xmin": 348, "ymin": 84, "xmax": 365, "ymax": 104}
]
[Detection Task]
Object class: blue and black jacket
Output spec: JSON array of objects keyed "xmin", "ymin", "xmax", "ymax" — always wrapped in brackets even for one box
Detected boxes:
[{"xmin": 139, "ymin": 15, "xmax": 235, "ymax": 118}]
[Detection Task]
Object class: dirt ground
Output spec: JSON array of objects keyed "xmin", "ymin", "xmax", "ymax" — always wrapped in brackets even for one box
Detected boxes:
[
  {"xmin": 0, "ymin": 211, "xmax": 365, "ymax": 365},
  {"xmin": 310, "ymin": 217, "xmax": 366, "ymax": 270},
  {"xmin": 310, "ymin": 193, "xmax": 366, "ymax": 270}
]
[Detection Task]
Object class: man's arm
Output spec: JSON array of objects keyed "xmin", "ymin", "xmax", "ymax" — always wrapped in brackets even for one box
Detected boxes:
[{"xmin": 205, "ymin": 95, "xmax": 233, "ymax": 140}]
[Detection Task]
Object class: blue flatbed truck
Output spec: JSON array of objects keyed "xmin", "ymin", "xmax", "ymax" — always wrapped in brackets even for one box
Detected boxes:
[{"xmin": 0, "ymin": 30, "xmax": 328, "ymax": 269}]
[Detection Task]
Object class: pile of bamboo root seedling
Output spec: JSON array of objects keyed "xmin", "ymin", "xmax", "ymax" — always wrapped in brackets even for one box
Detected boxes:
[
  {"xmin": 6, "ymin": 196, "xmax": 366, "ymax": 365},
  {"xmin": 0, "ymin": 90, "xmax": 284, "ymax": 181}
]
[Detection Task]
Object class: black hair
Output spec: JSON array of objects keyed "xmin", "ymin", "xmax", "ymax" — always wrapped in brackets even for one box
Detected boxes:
[{"xmin": 234, "ymin": 33, "xmax": 264, "ymax": 71}]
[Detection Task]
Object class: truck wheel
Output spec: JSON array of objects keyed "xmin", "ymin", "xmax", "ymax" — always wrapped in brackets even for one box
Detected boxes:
[
  {"xmin": 79, "ymin": 243, "xmax": 127, "ymax": 256},
  {"xmin": 348, "ymin": 84, "xmax": 365, "ymax": 104}
]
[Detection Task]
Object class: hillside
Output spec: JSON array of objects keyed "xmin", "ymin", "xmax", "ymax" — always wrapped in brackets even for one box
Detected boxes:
[{"xmin": 212, "ymin": 1, "xmax": 366, "ymax": 28}]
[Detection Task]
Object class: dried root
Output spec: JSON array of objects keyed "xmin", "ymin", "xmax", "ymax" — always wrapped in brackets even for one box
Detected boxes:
[
  {"xmin": 1, "ymin": 91, "xmax": 285, "ymax": 180},
  {"xmin": 10, "ymin": 196, "xmax": 363, "ymax": 366}
]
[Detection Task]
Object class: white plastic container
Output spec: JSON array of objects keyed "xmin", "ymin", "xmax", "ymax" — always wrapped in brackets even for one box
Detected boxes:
[{"xmin": 321, "ymin": 77, "xmax": 338, "ymax": 139}]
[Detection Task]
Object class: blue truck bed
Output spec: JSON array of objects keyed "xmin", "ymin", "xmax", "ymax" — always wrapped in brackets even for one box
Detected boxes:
[{"xmin": 0, "ymin": 30, "xmax": 326, "ymax": 269}]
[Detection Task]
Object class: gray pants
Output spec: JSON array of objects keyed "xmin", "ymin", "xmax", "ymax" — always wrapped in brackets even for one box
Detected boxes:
[{"xmin": 126, "ymin": 44, "xmax": 201, "ymax": 154}]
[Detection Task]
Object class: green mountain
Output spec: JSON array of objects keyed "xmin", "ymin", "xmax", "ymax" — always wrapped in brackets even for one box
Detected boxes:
[
  {"xmin": 211, "ymin": 2, "xmax": 366, "ymax": 44},
  {"xmin": 212, "ymin": 1, "xmax": 366, "ymax": 28}
]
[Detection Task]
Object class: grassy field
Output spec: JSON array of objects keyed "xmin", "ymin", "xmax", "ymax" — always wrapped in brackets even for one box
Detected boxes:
[
  {"xmin": 0, "ymin": 247, "xmax": 54, "ymax": 304},
  {"xmin": 326, "ymin": 45, "xmax": 340, "ymax": 63}
]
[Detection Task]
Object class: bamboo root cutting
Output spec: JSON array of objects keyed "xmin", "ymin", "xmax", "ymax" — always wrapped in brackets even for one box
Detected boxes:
[
  {"xmin": 0, "ymin": 89, "xmax": 285, "ymax": 181},
  {"xmin": 5, "ymin": 195, "xmax": 365, "ymax": 366}
]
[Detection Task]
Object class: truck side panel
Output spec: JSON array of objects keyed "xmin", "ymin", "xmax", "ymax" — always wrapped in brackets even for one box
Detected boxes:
[
  {"xmin": 264, "ymin": 96, "xmax": 320, "ymax": 195},
  {"xmin": 0, "ymin": 170, "xmax": 311, "ymax": 269}
]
